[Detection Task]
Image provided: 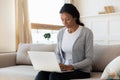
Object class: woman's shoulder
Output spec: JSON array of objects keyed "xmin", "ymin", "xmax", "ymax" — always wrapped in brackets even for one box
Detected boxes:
[
  {"xmin": 57, "ymin": 27, "xmax": 66, "ymax": 36},
  {"xmin": 82, "ymin": 26, "xmax": 93, "ymax": 33},
  {"xmin": 81, "ymin": 26, "xmax": 93, "ymax": 36},
  {"xmin": 58, "ymin": 27, "xmax": 66, "ymax": 33},
  {"xmin": 82, "ymin": 26, "xmax": 91, "ymax": 31}
]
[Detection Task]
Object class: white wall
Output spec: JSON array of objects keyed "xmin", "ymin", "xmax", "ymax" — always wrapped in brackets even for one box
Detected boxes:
[
  {"xmin": 73, "ymin": 0, "xmax": 120, "ymax": 16},
  {"xmin": 81, "ymin": 14, "xmax": 120, "ymax": 45},
  {"xmin": 73, "ymin": 0, "xmax": 120, "ymax": 45},
  {"xmin": 0, "ymin": 0, "xmax": 15, "ymax": 52}
]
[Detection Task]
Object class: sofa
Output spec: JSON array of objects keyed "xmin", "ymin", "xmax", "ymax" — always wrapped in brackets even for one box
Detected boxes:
[{"xmin": 0, "ymin": 43, "xmax": 120, "ymax": 80}]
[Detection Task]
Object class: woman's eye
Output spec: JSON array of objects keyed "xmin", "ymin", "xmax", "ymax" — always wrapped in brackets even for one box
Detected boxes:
[{"xmin": 66, "ymin": 18, "xmax": 71, "ymax": 21}]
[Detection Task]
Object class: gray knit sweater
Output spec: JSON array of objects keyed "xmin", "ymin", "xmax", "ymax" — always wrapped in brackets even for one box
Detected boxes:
[{"xmin": 56, "ymin": 26, "xmax": 93, "ymax": 72}]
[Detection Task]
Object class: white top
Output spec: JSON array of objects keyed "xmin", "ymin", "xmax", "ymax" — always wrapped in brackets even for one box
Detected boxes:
[
  {"xmin": 57, "ymin": 26, "xmax": 93, "ymax": 72},
  {"xmin": 62, "ymin": 26, "xmax": 82, "ymax": 65}
]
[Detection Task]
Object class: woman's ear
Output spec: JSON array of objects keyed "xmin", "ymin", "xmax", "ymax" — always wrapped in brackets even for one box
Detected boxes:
[
  {"xmin": 74, "ymin": 17, "xmax": 77, "ymax": 20},
  {"xmin": 74, "ymin": 18, "xmax": 77, "ymax": 22}
]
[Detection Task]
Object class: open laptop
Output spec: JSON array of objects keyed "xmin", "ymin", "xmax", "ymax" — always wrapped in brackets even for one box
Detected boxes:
[{"xmin": 28, "ymin": 51, "xmax": 62, "ymax": 72}]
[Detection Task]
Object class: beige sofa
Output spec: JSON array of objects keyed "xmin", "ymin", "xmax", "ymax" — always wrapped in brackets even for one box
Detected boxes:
[{"xmin": 0, "ymin": 43, "xmax": 120, "ymax": 80}]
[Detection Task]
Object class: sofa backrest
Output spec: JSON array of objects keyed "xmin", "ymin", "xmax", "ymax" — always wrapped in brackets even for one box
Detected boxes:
[
  {"xmin": 16, "ymin": 43, "xmax": 56, "ymax": 65},
  {"xmin": 16, "ymin": 43, "xmax": 120, "ymax": 72},
  {"xmin": 92, "ymin": 44, "xmax": 120, "ymax": 72}
]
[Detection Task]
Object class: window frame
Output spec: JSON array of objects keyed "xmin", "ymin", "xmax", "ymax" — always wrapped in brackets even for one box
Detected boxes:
[{"xmin": 31, "ymin": 23, "xmax": 64, "ymax": 30}]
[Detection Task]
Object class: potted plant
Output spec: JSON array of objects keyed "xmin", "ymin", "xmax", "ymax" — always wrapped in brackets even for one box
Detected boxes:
[{"xmin": 43, "ymin": 33, "xmax": 51, "ymax": 40}]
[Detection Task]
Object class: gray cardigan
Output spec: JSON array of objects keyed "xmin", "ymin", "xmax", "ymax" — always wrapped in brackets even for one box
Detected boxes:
[{"xmin": 56, "ymin": 26, "xmax": 93, "ymax": 72}]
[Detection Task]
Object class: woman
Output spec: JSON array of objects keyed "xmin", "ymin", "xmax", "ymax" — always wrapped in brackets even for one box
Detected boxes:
[{"xmin": 35, "ymin": 3, "xmax": 93, "ymax": 80}]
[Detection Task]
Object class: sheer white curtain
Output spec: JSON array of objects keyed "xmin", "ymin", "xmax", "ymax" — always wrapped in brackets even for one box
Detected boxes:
[{"xmin": 15, "ymin": 0, "xmax": 32, "ymax": 48}]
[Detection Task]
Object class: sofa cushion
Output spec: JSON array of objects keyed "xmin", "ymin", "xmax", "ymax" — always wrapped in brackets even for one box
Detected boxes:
[
  {"xmin": 16, "ymin": 43, "xmax": 56, "ymax": 65},
  {"xmin": 0, "ymin": 65, "xmax": 102, "ymax": 80},
  {"xmin": 101, "ymin": 56, "xmax": 120, "ymax": 79},
  {"xmin": 0, "ymin": 65, "xmax": 38, "ymax": 80},
  {"xmin": 92, "ymin": 44, "xmax": 120, "ymax": 72}
]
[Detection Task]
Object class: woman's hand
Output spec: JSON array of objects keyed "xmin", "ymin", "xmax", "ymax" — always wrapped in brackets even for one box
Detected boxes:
[{"xmin": 59, "ymin": 63, "xmax": 74, "ymax": 71}]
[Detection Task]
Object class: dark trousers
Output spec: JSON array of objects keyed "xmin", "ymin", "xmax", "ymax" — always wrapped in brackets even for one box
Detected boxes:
[{"xmin": 35, "ymin": 70, "xmax": 90, "ymax": 80}]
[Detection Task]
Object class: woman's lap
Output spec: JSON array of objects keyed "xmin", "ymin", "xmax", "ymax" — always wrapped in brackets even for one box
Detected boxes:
[{"xmin": 35, "ymin": 70, "xmax": 90, "ymax": 80}]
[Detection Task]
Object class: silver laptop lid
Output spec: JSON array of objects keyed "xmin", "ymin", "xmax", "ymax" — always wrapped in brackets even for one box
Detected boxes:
[{"xmin": 28, "ymin": 51, "xmax": 61, "ymax": 72}]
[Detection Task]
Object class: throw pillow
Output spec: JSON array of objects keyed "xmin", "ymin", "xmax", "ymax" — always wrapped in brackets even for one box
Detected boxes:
[
  {"xmin": 16, "ymin": 43, "xmax": 31, "ymax": 65},
  {"xmin": 16, "ymin": 43, "xmax": 56, "ymax": 65},
  {"xmin": 101, "ymin": 56, "xmax": 120, "ymax": 79}
]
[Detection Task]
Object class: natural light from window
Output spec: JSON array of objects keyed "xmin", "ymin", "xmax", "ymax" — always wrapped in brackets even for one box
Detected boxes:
[
  {"xmin": 28, "ymin": 0, "xmax": 64, "ymax": 44},
  {"xmin": 28, "ymin": 0, "xmax": 64, "ymax": 25}
]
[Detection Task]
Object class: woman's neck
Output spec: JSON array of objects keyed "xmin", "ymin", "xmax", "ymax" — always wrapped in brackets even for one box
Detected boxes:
[{"xmin": 68, "ymin": 25, "xmax": 79, "ymax": 33}]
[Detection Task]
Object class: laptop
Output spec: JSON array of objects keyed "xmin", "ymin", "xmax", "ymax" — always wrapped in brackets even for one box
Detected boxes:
[{"xmin": 28, "ymin": 51, "xmax": 62, "ymax": 72}]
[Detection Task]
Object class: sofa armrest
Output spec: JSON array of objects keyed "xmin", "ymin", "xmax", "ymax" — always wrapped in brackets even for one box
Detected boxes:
[{"xmin": 0, "ymin": 52, "xmax": 16, "ymax": 68}]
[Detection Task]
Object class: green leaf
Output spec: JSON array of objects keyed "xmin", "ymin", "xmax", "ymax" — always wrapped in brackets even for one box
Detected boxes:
[{"xmin": 43, "ymin": 33, "xmax": 51, "ymax": 40}]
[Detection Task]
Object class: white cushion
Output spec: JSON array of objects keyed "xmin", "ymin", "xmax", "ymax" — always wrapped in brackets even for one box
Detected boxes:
[
  {"xmin": 16, "ymin": 43, "xmax": 56, "ymax": 65},
  {"xmin": 101, "ymin": 56, "xmax": 120, "ymax": 79}
]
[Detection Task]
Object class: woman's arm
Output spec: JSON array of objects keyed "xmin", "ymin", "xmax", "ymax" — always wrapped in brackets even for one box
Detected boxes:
[{"xmin": 72, "ymin": 28, "xmax": 93, "ymax": 70}]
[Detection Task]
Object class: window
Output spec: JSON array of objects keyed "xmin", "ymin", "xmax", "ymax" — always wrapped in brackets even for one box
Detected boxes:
[
  {"xmin": 31, "ymin": 23, "xmax": 63, "ymax": 44},
  {"xmin": 28, "ymin": 0, "xmax": 64, "ymax": 44}
]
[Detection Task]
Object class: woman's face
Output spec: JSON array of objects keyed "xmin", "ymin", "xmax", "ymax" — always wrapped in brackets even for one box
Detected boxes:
[{"xmin": 60, "ymin": 12, "xmax": 76, "ymax": 28}]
